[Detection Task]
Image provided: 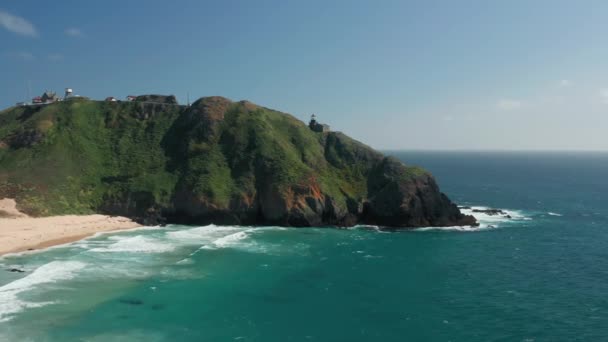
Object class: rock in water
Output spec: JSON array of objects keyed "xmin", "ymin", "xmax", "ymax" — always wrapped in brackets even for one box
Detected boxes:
[
  {"xmin": 119, "ymin": 298, "xmax": 144, "ymax": 306},
  {"xmin": 7, "ymin": 268, "xmax": 25, "ymax": 273},
  {"xmin": 471, "ymin": 208, "xmax": 510, "ymax": 217},
  {"xmin": 0, "ymin": 97, "xmax": 476, "ymax": 228}
]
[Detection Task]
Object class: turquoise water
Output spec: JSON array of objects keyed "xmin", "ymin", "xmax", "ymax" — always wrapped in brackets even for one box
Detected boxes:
[{"xmin": 1, "ymin": 151, "xmax": 607, "ymax": 341}]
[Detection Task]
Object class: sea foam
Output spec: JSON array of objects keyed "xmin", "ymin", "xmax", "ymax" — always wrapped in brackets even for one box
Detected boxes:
[
  {"xmin": 89, "ymin": 235, "xmax": 174, "ymax": 254},
  {"xmin": 166, "ymin": 225, "xmax": 275, "ymax": 253},
  {"xmin": 165, "ymin": 224, "xmax": 243, "ymax": 243},
  {"xmin": 417, "ymin": 206, "xmax": 529, "ymax": 232},
  {"xmin": 0, "ymin": 261, "xmax": 86, "ymax": 322},
  {"xmin": 212, "ymin": 231, "xmax": 250, "ymax": 248}
]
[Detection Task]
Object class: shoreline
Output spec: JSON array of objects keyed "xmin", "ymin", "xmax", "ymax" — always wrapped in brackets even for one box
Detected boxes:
[
  {"xmin": 0, "ymin": 216, "xmax": 141, "ymax": 257},
  {"xmin": 0, "ymin": 199, "xmax": 141, "ymax": 257}
]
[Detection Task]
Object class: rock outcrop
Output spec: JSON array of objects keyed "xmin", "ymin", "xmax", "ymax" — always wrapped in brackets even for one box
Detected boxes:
[{"xmin": 134, "ymin": 94, "xmax": 178, "ymax": 105}]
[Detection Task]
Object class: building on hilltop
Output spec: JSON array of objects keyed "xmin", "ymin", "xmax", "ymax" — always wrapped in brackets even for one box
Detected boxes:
[
  {"xmin": 40, "ymin": 91, "xmax": 59, "ymax": 103},
  {"xmin": 105, "ymin": 97, "xmax": 117, "ymax": 102},
  {"xmin": 308, "ymin": 114, "xmax": 330, "ymax": 133},
  {"xmin": 126, "ymin": 95, "xmax": 137, "ymax": 101},
  {"xmin": 32, "ymin": 91, "xmax": 59, "ymax": 104}
]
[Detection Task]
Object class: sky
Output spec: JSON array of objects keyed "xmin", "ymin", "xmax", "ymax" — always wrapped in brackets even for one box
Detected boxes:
[{"xmin": 1, "ymin": 0, "xmax": 608, "ymax": 151}]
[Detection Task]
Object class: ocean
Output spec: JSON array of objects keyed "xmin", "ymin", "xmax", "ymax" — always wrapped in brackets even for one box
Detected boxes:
[{"xmin": 1, "ymin": 151, "xmax": 607, "ymax": 341}]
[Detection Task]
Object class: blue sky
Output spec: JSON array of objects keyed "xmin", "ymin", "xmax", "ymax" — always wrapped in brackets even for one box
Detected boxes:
[{"xmin": 2, "ymin": 0, "xmax": 608, "ymax": 150}]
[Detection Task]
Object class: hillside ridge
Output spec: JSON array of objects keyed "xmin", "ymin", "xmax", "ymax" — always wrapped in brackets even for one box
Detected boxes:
[{"xmin": 0, "ymin": 96, "xmax": 476, "ymax": 228}]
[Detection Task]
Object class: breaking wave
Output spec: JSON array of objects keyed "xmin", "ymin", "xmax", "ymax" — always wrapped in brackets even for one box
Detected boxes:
[
  {"xmin": 212, "ymin": 231, "xmax": 251, "ymax": 248},
  {"xmin": 0, "ymin": 261, "xmax": 86, "ymax": 322},
  {"xmin": 89, "ymin": 235, "xmax": 175, "ymax": 254},
  {"xmin": 416, "ymin": 206, "xmax": 530, "ymax": 232},
  {"xmin": 165, "ymin": 224, "xmax": 243, "ymax": 245}
]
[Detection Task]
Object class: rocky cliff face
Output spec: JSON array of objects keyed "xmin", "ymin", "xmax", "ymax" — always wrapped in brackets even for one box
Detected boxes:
[
  {"xmin": 0, "ymin": 97, "xmax": 476, "ymax": 228},
  {"xmin": 134, "ymin": 94, "xmax": 178, "ymax": 105}
]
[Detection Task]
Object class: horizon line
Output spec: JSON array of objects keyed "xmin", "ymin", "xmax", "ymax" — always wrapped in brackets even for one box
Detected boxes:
[{"xmin": 381, "ymin": 149, "xmax": 608, "ymax": 153}]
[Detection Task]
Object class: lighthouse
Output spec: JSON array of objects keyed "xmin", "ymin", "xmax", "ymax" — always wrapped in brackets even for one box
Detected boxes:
[
  {"xmin": 308, "ymin": 114, "xmax": 330, "ymax": 133},
  {"xmin": 64, "ymin": 88, "xmax": 73, "ymax": 99}
]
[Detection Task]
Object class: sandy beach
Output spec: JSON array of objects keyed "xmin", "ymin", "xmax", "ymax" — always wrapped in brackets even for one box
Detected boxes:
[{"xmin": 0, "ymin": 198, "xmax": 141, "ymax": 256}]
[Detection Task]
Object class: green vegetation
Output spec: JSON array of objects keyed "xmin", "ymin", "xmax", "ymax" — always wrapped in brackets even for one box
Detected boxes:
[
  {"xmin": 0, "ymin": 97, "xmax": 433, "ymax": 225},
  {"xmin": 0, "ymin": 100, "xmax": 180, "ymax": 215}
]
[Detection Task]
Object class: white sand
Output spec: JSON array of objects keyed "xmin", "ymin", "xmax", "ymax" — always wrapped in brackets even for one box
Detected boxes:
[{"xmin": 0, "ymin": 198, "xmax": 140, "ymax": 256}]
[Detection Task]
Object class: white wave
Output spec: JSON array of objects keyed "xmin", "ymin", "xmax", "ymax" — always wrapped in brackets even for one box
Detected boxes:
[
  {"xmin": 349, "ymin": 225, "xmax": 382, "ymax": 232},
  {"xmin": 165, "ymin": 224, "xmax": 242, "ymax": 243},
  {"xmin": 251, "ymin": 226, "xmax": 289, "ymax": 232},
  {"xmin": 418, "ymin": 206, "xmax": 529, "ymax": 232},
  {"xmin": 212, "ymin": 231, "xmax": 250, "ymax": 248},
  {"xmin": 89, "ymin": 225, "xmax": 160, "ymax": 238},
  {"xmin": 176, "ymin": 258, "xmax": 193, "ymax": 265},
  {"xmin": 547, "ymin": 212, "xmax": 563, "ymax": 217},
  {"xmin": 190, "ymin": 228, "xmax": 274, "ymax": 254},
  {"xmin": 416, "ymin": 225, "xmax": 491, "ymax": 232},
  {"xmin": 165, "ymin": 225, "xmax": 259, "ymax": 254},
  {"xmin": 166, "ymin": 225, "xmax": 278, "ymax": 253},
  {"xmin": 89, "ymin": 235, "xmax": 174, "ymax": 254},
  {"xmin": 0, "ymin": 261, "xmax": 86, "ymax": 322},
  {"xmin": 462, "ymin": 206, "xmax": 527, "ymax": 226},
  {"xmin": 461, "ymin": 206, "xmax": 525, "ymax": 221}
]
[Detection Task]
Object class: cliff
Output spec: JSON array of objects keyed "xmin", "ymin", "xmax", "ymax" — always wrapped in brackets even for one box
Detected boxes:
[{"xmin": 0, "ymin": 97, "xmax": 476, "ymax": 228}]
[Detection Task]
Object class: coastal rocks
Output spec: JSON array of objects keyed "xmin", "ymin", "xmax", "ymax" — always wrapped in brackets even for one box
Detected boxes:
[
  {"xmin": 126, "ymin": 95, "xmax": 180, "ymax": 120},
  {"xmin": 185, "ymin": 96, "xmax": 233, "ymax": 142},
  {"xmin": 5, "ymin": 129, "xmax": 44, "ymax": 149},
  {"xmin": 460, "ymin": 207, "xmax": 512, "ymax": 219},
  {"xmin": 99, "ymin": 191, "xmax": 164, "ymax": 225},
  {"xmin": 168, "ymin": 190, "xmax": 258, "ymax": 225},
  {"xmin": 131, "ymin": 102, "xmax": 175, "ymax": 120},
  {"xmin": 362, "ymin": 158, "xmax": 477, "ymax": 228},
  {"xmin": 134, "ymin": 94, "xmax": 178, "ymax": 105},
  {"xmin": 472, "ymin": 208, "xmax": 510, "ymax": 217}
]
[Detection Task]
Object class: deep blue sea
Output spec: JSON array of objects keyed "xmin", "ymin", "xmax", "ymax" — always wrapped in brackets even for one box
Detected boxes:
[{"xmin": 1, "ymin": 151, "xmax": 607, "ymax": 341}]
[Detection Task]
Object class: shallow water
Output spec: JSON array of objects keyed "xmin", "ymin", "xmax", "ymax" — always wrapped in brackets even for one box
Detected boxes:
[{"xmin": 1, "ymin": 151, "xmax": 607, "ymax": 341}]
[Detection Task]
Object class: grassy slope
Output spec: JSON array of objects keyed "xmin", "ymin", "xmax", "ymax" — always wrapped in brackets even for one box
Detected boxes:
[
  {"xmin": 0, "ymin": 99, "xmax": 427, "ymax": 217},
  {"xmin": 0, "ymin": 100, "xmax": 180, "ymax": 215}
]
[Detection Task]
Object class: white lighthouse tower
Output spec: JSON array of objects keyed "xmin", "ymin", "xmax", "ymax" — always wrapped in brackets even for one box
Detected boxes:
[{"xmin": 64, "ymin": 88, "xmax": 73, "ymax": 99}]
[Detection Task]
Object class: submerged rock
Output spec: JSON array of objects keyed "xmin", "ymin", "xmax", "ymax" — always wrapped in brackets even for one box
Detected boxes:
[
  {"xmin": 119, "ymin": 298, "xmax": 144, "ymax": 306},
  {"xmin": 7, "ymin": 268, "xmax": 25, "ymax": 273}
]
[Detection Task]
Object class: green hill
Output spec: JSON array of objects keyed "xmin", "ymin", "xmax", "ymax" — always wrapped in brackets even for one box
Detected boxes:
[{"xmin": 0, "ymin": 97, "xmax": 475, "ymax": 228}]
